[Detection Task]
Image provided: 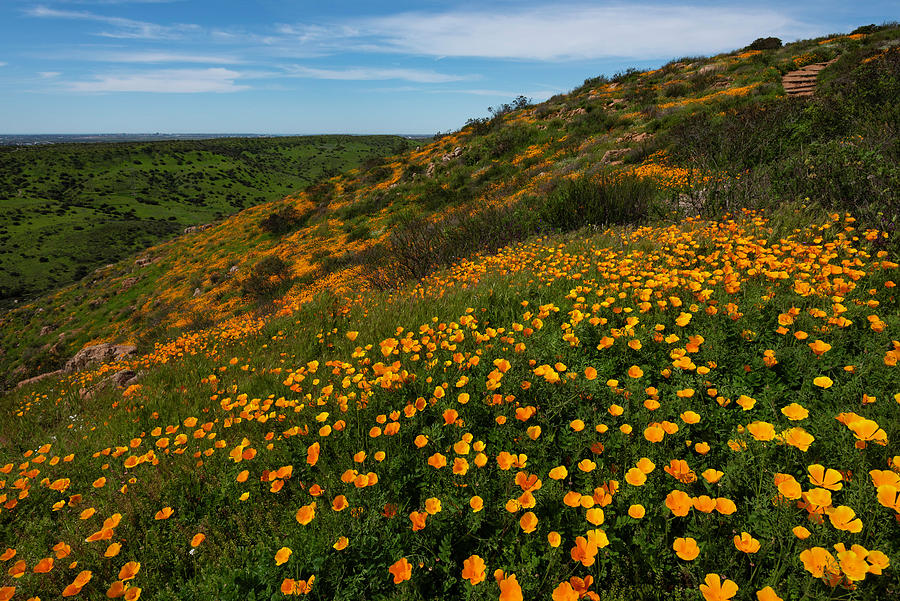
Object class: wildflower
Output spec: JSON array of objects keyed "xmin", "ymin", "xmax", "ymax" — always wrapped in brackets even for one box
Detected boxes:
[
  {"xmin": 665, "ymin": 490, "xmax": 692, "ymax": 517},
  {"xmin": 389, "ymin": 558, "xmax": 412, "ymax": 584},
  {"xmin": 625, "ymin": 468, "xmax": 647, "ymax": 486},
  {"xmin": 828, "ymin": 506, "xmax": 862, "ymax": 533},
  {"xmin": 499, "ymin": 573, "xmax": 523, "ymax": 601},
  {"xmin": 461, "ymin": 555, "xmax": 486, "ymax": 585},
  {"xmin": 756, "ymin": 586, "xmax": 783, "ymax": 601},
  {"xmin": 808, "ymin": 464, "xmax": 842, "ymax": 490},
  {"xmin": 628, "ymin": 504, "xmax": 645, "ymax": 518},
  {"xmin": 673, "ymin": 537, "xmax": 699, "ymax": 560},
  {"xmin": 410, "ymin": 511, "xmax": 427, "ymax": 531},
  {"xmin": 813, "ymin": 376, "xmax": 833, "ymax": 389},
  {"xmin": 781, "ymin": 403, "xmax": 809, "ymax": 421},
  {"xmin": 734, "ymin": 532, "xmax": 760, "ymax": 553},
  {"xmin": 275, "ymin": 547, "xmax": 292, "ymax": 566},
  {"xmin": 553, "ymin": 582, "xmax": 578, "ymax": 601},
  {"xmin": 699, "ymin": 573, "xmax": 738, "ymax": 601},
  {"xmin": 296, "ymin": 502, "xmax": 316, "ymax": 525}
]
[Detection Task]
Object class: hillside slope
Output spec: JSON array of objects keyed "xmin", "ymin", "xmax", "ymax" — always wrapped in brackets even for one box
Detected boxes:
[{"xmin": 2, "ymin": 26, "xmax": 898, "ymax": 390}]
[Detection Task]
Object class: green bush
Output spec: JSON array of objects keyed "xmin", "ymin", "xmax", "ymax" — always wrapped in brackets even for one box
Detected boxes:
[
  {"xmin": 746, "ymin": 37, "xmax": 782, "ymax": 51},
  {"xmin": 538, "ymin": 175, "xmax": 656, "ymax": 231},
  {"xmin": 239, "ymin": 255, "xmax": 293, "ymax": 300},
  {"xmin": 259, "ymin": 205, "xmax": 311, "ymax": 235}
]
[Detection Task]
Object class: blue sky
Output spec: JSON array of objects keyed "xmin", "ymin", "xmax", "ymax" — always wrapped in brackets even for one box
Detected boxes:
[{"xmin": 0, "ymin": 1, "xmax": 895, "ymax": 134}]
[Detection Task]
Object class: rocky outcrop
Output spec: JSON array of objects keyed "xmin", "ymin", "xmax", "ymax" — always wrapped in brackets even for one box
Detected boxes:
[
  {"xmin": 64, "ymin": 343, "xmax": 136, "ymax": 374},
  {"xmin": 441, "ymin": 147, "xmax": 463, "ymax": 162},
  {"xmin": 601, "ymin": 149, "xmax": 629, "ymax": 164},
  {"xmin": 15, "ymin": 370, "xmax": 64, "ymax": 389},
  {"xmin": 79, "ymin": 369, "xmax": 141, "ymax": 400}
]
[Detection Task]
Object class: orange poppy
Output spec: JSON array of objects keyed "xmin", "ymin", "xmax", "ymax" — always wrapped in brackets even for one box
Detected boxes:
[
  {"xmin": 673, "ymin": 537, "xmax": 699, "ymax": 561},
  {"xmin": 389, "ymin": 558, "xmax": 412, "ymax": 584}
]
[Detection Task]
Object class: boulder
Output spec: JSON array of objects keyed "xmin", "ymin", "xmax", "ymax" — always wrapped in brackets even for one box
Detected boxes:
[
  {"xmin": 601, "ymin": 149, "xmax": 629, "ymax": 164},
  {"xmin": 15, "ymin": 369, "xmax": 64, "ymax": 389},
  {"xmin": 441, "ymin": 147, "xmax": 463, "ymax": 162},
  {"xmin": 64, "ymin": 343, "xmax": 136, "ymax": 374},
  {"xmin": 110, "ymin": 369, "xmax": 139, "ymax": 387}
]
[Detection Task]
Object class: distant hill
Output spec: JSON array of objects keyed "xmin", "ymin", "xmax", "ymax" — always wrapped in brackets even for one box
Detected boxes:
[{"xmin": 0, "ymin": 135, "xmax": 422, "ymax": 305}]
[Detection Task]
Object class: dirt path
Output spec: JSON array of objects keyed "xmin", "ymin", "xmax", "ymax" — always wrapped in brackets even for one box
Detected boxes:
[{"xmin": 782, "ymin": 59, "xmax": 838, "ymax": 97}]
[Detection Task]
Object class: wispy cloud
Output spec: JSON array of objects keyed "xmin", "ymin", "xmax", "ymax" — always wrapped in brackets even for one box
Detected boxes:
[
  {"xmin": 68, "ymin": 50, "xmax": 244, "ymax": 64},
  {"xmin": 26, "ymin": 5, "xmax": 198, "ymax": 40},
  {"xmin": 38, "ymin": 71, "xmax": 62, "ymax": 78},
  {"xmin": 65, "ymin": 67, "xmax": 247, "ymax": 92},
  {"xmin": 279, "ymin": 4, "xmax": 819, "ymax": 61},
  {"xmin": 0, "ymin": 62, "xmax": 7, "ymax": 67},
  {"xmin": 286, "ymin": 65, "xmax": 474, "ymax": 83}
]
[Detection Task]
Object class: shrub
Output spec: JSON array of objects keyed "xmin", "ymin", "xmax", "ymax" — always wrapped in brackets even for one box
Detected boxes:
[
  {"xmin": 746, "ymin": 37, "xmax": 782, "ymax": 51},
  {"xmin": 538, "ymin": 175, "xmax": 655, "ymax": 231},
  {"xmin": 239, "ymin": 256, "xmax": 292, "ymax": 300},
  {"xmin": 259, "ymin": 206, "xmax": 310, "ymax": 235}
]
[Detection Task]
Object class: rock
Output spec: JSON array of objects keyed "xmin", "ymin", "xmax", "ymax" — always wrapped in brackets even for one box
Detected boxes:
[
  {"xmin": 64, "ymin": 343, "xmax": 137, "ymax": 374},
  {"xmin": 699, "ymin": 63, "xmax": 725, "ymax": 74},
  {"xmin": 40, "ymin": 325, "xmax": 55, "ymax": 337},
  {"xmin": 229, "ymin": 265, "xmax": 239, "ymax": 274},
  {"xmin": 425, "ymin": 163, "xmax": 436, "ymax": 178},
  {"xmin": 607, "ymin": 98, "xmax": 626, "ymax": 107},
  {"xmin": 441, "ymin": 147, "xmax": 463, "ymax": 162},
  {"xmin": 15, "ymin": 369, "xmax": 64, "ymax": 389},
  {"xmin": 134, "ymin": 257, "xmax": 154, "ymax": 267},
  {"xmin": 110, "ymin": 369, "xmax": 139, "ymax": 387},
  {"xmin": 617, "ymin": 132, "xmax": 653, "ymax": 144},
  {"xmin": 184, "ymin": 226, "xmax": 198, "ymax": 235},
  {"xmin": 193, "ymin": 288, "xmax": 202, "ymax": 297},
  {"xmin": 601, "ymin": 149, "xmax": 629, "ymax": 164},
  {"xmin": 120, "ymin": 277, "xmax": 139, "ymax": 291}
]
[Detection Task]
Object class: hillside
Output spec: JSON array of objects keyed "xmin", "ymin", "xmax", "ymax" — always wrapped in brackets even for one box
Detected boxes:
[
  {"xmin": 2, "ymin": 26, "xmax": 898, "ymax": 390},
  {"xmin": 0, "ymin": 135, "xmax": 420, "ymax": 305},
  {"xmin": 0, "ymin": 25, "xmax": 898, "ymax": 601}
]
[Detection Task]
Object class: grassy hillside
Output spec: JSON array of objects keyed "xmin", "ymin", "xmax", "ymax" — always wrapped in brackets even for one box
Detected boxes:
[
  {"xmin": 0, "ymin": 25, "xmax": 898, "ymax": 600},
  {"xmin": 0, "ymin": 135, "xmax": 421, "ymax": 305},
  {"xmin": 2, "ymin": 26, "xmax": 898, "ymax": 390}
]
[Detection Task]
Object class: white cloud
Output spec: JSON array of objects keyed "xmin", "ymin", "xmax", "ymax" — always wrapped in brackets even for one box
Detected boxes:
[
  {"xmin": 76, "ymin": 51, "xmax": 244, "ymax": 64},
  {"xmin": 286, "ymin": 65, "xmax": 474, "ymax": 83},
  {"xmin": 0, "ymin": 62, "xmax": 7, "ymax": 67},
  {"xmin": 65, "ymin": 68, "xmax": 247, "ymax": 92},
  {"xmin": 26, "ymin": 5, "xmax": 198, "ymax": 40},
  {"xmin": 39, "ymin": 71, "xmax": 61, "ymax": 78},
  {"xmin": 281, "ymin": 4, "xmax": 819, "ymax": 61}
]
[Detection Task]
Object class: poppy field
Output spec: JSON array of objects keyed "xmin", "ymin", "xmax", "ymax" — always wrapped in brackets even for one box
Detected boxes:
[{"xmin": 1, "ymin": 208, "xmax": 897, "ymax": 600}]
